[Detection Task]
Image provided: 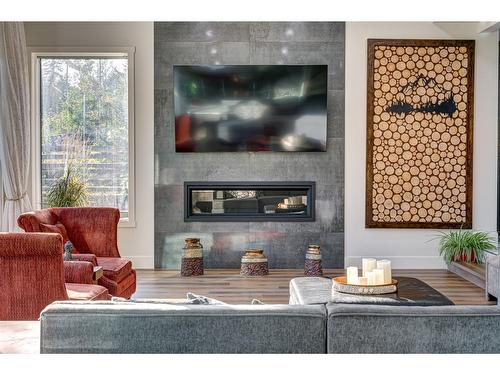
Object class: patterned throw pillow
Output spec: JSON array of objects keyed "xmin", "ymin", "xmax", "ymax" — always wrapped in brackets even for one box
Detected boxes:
[
  {"xmin": 251, "ymin": 299, "xmax": 265, "ymax": 305},
  {"xmin": 186, "ymin": 292, "xmax": 227, "ymax": 305}
]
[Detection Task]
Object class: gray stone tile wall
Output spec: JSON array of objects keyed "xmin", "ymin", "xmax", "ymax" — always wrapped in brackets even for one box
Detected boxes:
[{"xmin": 154, "ymin": 22, "xmax": 345, "ymax": 268}]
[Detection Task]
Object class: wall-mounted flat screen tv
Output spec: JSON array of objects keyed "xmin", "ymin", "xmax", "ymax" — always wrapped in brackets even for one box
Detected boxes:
[{"xmin": 174, "ymin": 65, "xmax": 327, "ymax": 152}]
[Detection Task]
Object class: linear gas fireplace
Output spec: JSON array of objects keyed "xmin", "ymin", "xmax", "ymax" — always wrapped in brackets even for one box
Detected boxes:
[{"xmin": 184, "ymin": 181, "xmax": 315, "ymax": 222}]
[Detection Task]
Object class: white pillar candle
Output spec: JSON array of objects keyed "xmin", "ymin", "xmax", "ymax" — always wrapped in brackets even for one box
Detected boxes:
[
  {"xmin": 357, "ymin": 276, "xmax": 368, "ymax": 285},
  {"xmin": 362, "ymin": 258, "xmax": 377, "ymax": 277},
  {"xmin": 373, "ymin": 269, "xmax": 385, "ymax": 285},
  {"xmin": 376, "ymin": 259, "xmax": 392, "ymax": 284},
  {"xmin": 365, "ymin": 271, "xmax": 376, "ymax": 285},
  {"xmin": 346, "ymin": 266, "xmax": 359, "ymax": 285}
]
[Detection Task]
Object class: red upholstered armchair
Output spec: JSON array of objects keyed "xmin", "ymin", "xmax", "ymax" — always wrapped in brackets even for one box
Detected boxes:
[
  {"xmin": 18, "ymin": 207, "xmax": 136, "ymax": 299},
  {"xmin": 0, "ymin": 232, "xmax": 110, "ymax": 320}
]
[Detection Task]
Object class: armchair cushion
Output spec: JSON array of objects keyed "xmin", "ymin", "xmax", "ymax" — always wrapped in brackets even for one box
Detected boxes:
[
  {"xmin": 97, "ymin": 257, "xmax": 133, "ymax": 282},
  {"xmin": 65, "ymin": 283, "xmax": 110, "ymax": 301},
  {"xmin": 39, "ymin": 223, "xmax": 69, "ymax": 244},
  {"xmin": 64, "ymin": 261, "xmax": 94, "ymax": 284},
  {"xmin": 99, "ymin": 270, "xmax": 136, "ymax": 299}
]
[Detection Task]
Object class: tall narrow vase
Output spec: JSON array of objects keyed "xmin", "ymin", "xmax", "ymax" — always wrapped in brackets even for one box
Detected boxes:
[
  {"xmin": 181, "ymin": 238, "xmax": 204, "ymax": 276},
  {"xmin": 304, "ymin": 244, "xmax": 323, "ymax": 276}
]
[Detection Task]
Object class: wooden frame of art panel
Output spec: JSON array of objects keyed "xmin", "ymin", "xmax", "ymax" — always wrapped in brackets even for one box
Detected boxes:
[{"xmin": 365, "ymin": 39, "xmax": 474, "ymax": 229}]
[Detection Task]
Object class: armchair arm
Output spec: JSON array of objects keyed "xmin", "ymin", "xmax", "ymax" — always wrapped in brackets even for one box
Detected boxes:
[
  {"xmin": 17, "ymin": 209, "xmax": 59, "ymax": 232},
  {"xmin": 64, "ymin": 261, "xmax": 94, "ymax": 284},
  {"xmin": 71, "ymin": 253, "xmax": 98, "ymax": 266}
]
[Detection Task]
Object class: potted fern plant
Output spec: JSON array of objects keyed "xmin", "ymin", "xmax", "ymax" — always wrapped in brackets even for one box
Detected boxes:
[
  {"xmin": 45, "ymin": 165, "xmax": 88, "ymax": 208},
  {"xmin": 436, "ymin": 228, "xmax": 496, "ymax": 264}
]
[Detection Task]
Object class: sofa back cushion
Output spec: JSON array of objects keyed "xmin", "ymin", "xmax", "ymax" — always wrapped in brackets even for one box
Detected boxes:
[
  {"xmin": 40, "ymin": 301, "xmax": 327, "ymax": 353},
  {"xmin": 327, "ymin": 303, "xmax": 500, "ymax": 353}
]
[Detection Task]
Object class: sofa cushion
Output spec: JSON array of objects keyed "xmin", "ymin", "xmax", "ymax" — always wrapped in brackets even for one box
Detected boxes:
[
  {"xmin": 65, "ymin": 283, "xmax": 110, "ymax": 301},
  {"xmin": 40, "ymin": 223, "xmax": 69, "ymax": 244},
  {"xmin": 97, "ymin": 257, "xmax": 132, "ymax": 282},
  {"xmin": 326, "ymin": 303, "xmax": 500, "ymax": 353},
  {"xmin": 40, "ymin": 302, "xmax": 327, "ymax": 353}
]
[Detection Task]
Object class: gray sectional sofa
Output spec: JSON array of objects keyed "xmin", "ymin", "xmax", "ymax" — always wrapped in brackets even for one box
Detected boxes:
[{"xmin": 40, "ymin": 300, "xmax": 500, "ymax": 353}]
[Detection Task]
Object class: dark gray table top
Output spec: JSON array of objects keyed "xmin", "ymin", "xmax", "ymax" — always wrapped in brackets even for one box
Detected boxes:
[{"xmin": 289, "ymin": 276, "xmax": 454, "ymax": 306}]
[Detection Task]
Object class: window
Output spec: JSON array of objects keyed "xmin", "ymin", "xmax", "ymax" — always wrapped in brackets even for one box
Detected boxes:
[{"xmin": 32, "ymin": 50, "xmax": 135, "ymax": 225}]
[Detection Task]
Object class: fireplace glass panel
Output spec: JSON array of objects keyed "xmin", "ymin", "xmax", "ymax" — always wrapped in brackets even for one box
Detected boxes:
[{"xmin": 185, "ymin": 182, "xmax": 314, "ymax": 221}]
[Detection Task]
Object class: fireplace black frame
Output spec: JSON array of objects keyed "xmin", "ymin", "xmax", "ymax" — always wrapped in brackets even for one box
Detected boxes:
[{"xmin": 184, "ymin": 181, "xmax": 315, "ymax": 222}]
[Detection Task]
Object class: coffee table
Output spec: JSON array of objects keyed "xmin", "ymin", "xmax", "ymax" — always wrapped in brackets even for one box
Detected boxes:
[{"xmin": 289, "ymin": 276, "xmax": 454, "ymax": 306}]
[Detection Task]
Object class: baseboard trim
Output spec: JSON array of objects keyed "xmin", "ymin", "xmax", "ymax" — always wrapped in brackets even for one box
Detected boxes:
[
  {"xmin": 346, "ymin": 256, "xmax": 446, "ymax": 269},
  {"xmin": 122, "ymin": 256, "xmax": 154, "ymax": 269}
]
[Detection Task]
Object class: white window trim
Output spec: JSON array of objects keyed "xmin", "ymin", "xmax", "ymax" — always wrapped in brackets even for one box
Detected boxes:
[{"xmin": 29, "ymin": 47, "xmax": 136, "ymax": 228}]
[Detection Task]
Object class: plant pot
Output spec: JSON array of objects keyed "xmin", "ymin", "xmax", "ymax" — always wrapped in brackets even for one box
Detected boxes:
[{"xmin": 454, "ymin": 250, "xmax": 475, "ymax": 263}]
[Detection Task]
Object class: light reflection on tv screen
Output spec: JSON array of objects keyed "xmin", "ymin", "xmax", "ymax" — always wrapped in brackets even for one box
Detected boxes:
[{"xmin": 174, "ymin": 65, "xmax": 327, "ymax": 152}]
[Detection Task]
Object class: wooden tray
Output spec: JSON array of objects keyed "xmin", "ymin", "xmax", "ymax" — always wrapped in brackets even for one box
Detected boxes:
[{"xmin": 332, "ymin": 276, "xmax": 398, "ymax": 295}]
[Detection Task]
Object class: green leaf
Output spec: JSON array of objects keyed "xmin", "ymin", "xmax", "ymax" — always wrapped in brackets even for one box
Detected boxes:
[
  {"xmin": 433, "ymin": 227, "xmax": 497, "ymax": 264},
  {"xmin": 45, "ymin": 164, "xmax": 88, "ymax": 208}
]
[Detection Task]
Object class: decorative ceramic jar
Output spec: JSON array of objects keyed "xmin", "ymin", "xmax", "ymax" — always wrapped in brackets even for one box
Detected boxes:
[
  {"xmin": 304, "ymin": 244, "xmax": 323, "ymax": 276},
  {"xmin": 181, "ymin": 238, "xmax": 204, "ymax": 276},
  {"xmin": 240, "ymin": 249, "xmax": 269, "ymax": 276}
]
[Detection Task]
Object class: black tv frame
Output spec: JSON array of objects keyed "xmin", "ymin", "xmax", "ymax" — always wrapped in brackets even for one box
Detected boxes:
[{"xmin": 173, "ymin": 64, "xmax": 328, "ymax": 153}]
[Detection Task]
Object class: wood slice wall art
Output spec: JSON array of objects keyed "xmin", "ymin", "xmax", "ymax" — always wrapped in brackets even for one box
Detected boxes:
[{"xmin": 366, "ymin": 39, "xmax": 474, "ymax": 228}]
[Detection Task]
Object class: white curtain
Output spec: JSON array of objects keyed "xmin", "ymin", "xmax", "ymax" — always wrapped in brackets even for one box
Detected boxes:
[{"xmin": 0, "ymin": 22, "xmax": 32, "ymax": 231}]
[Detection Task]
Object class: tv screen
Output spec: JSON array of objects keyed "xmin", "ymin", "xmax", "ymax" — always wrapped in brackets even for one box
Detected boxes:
[{"xmin": 174, "ymin": 65, "xmax": 327, "ymax": 152}]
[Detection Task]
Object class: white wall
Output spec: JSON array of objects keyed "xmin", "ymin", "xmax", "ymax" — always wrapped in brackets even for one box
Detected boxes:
[
  {"xmin": 25, "ymin": 22, "xmax": 154, "ymax": 268},
  {"xmin": 23, "ymin": 22, "xmax": 499, "ymax": 270},
  {"xmin": 345, "ymin": 22, "xmax": 498, "ymax": 268}
]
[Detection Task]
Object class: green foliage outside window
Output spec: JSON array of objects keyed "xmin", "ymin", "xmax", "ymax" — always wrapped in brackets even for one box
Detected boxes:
[{"xmin": 40, "ymin": 57, "xmax": 129, "ymax": 215}]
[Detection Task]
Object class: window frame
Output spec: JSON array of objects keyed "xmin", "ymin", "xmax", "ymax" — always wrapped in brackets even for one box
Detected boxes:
[{"xmin": 30, "ymin": 47, "xmax": 136, "ymax": 227}]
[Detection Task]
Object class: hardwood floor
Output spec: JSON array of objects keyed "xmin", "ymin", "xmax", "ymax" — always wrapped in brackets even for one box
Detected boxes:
[
  {"xmin": 0, "ymin": 268, "xmax": 495, "ymax": 354},
  {"xmin": 134, "ymin": 268, "xmax": 496, "ymax": 305}
]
